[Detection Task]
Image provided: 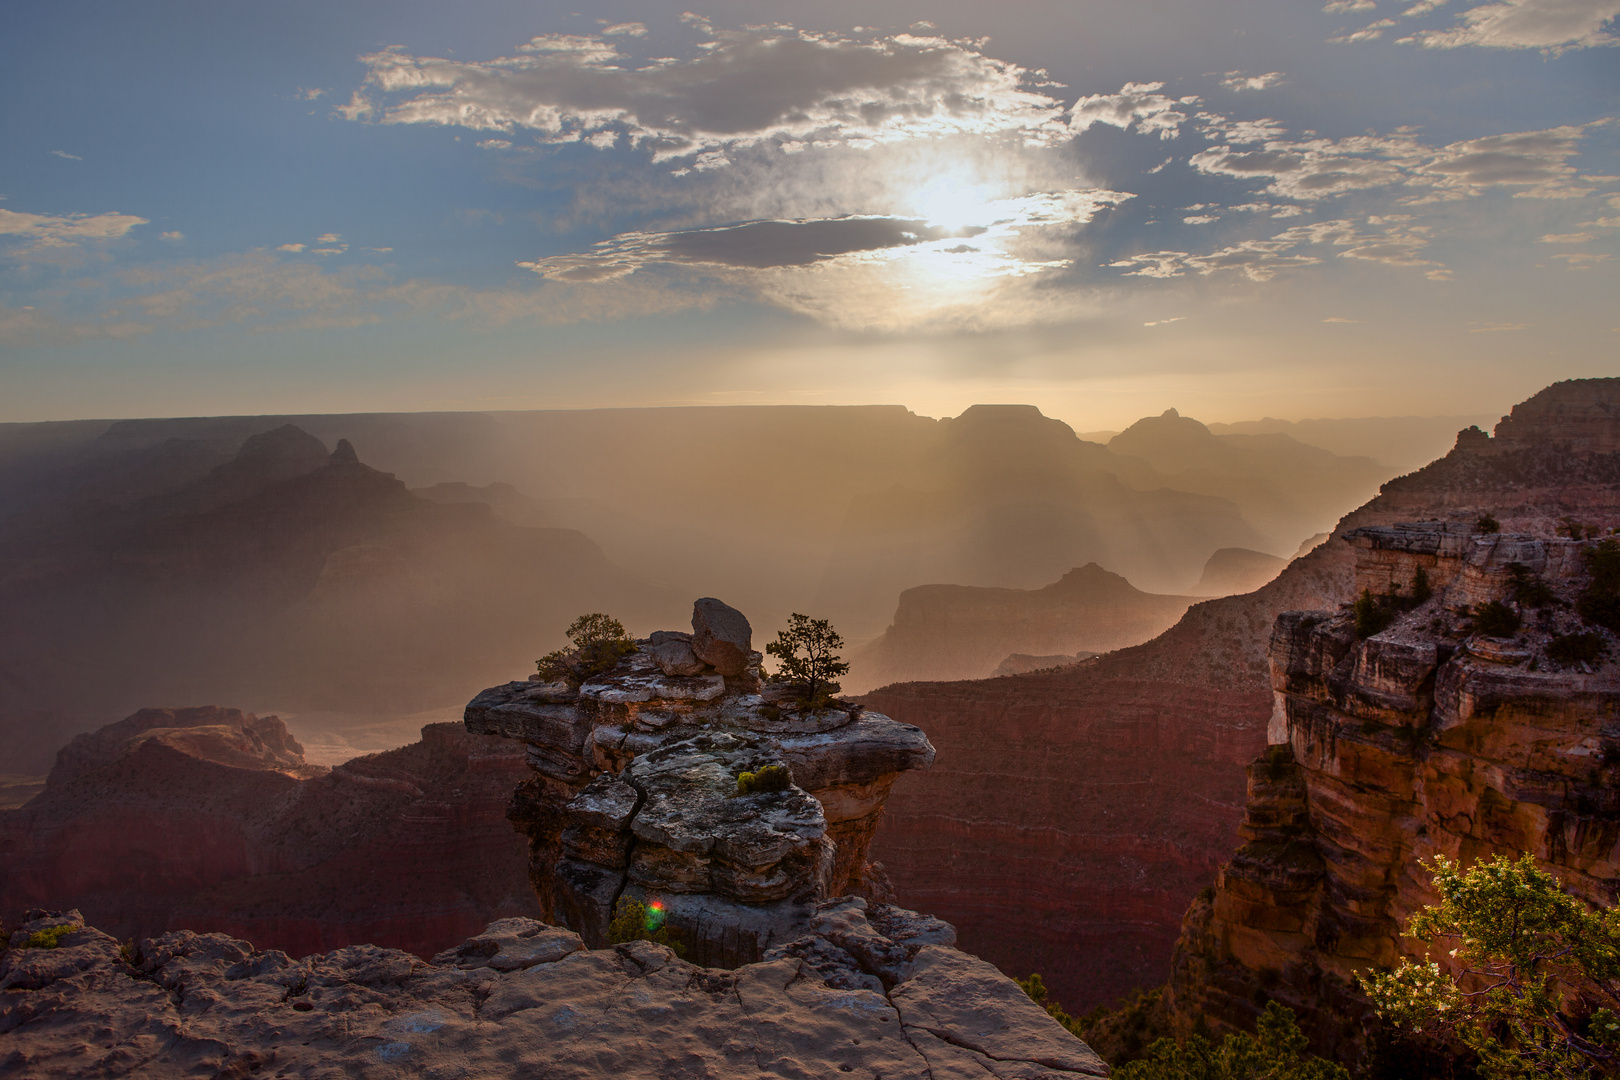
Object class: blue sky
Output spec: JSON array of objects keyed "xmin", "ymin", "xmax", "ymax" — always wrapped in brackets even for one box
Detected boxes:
[{"xmin": 2, "ymin": 0, "xmax": 1617, "ymax": 427}]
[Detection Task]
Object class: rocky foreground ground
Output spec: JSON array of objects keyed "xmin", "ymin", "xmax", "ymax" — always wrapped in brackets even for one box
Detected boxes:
[{"xmin": 0, "ymin": 899, "xmax": 1107, "ymax": 1079}]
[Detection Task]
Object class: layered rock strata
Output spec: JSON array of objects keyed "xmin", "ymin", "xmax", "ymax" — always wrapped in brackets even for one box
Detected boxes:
[
  {"xmin": 1168, "ymin": 522, "xmax": 1620, "ymax": 1056},
  {"xmin": 866, "ymin": 377, "xmax": 1620, "ymax": 1011},
  {"xmin": 466, "ymin": 599, "xmax": 936, "ymax": 967},
  {"xmin": 0, "ymin": 901, "xmax": 1106, "ymax": 1079}
]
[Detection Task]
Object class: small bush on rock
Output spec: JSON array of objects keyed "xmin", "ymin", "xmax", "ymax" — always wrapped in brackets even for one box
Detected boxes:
[
  {"xmin": 1579, "ymin": 540, "xmax": 1620, "ymax": 635},
  {"xmin": 1548, "ymin": 632, "xmax": 1606, "ymax": 667},
  {"xmin": 20, "ymin": 924, "xmax": 78, "ymax": 950},
  {"xmin": 1476, "ymin": 513, "xmax": 1501, "ymax": 534},
  {"xmin": 608, "ymin": 897, "xmax": 684, "ymax": 956},
  {"xmin": 1472, "ymin": 600, "xmax": 1521, "ymax": 638},
  {"xmin": 1355, "ymin": 574, "xmax": 1432, "ymax": 638},
  {"xmin": 537, "ymin": 613, "xmax": 636, "ymax": 683},
  {"xmin": 735, "ymin": 764, "xmax": 792, "ymax": 796}
]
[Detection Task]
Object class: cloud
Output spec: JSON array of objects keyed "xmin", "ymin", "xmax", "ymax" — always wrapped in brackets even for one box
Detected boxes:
[
  {"xmin": 160, "ymin": 231, "xmax": 184, "ymax": 242},
  {"xmin": 1469, "ymin": 321, "xmax": 1531, "ymax": 330},
  {"xmin": 1540, "ymin": 231, "xmax": 1594, "ymax": 242},
  {"xmin": 1143, "ymin": 316, "xmax": 1186, "ymax": 325},
  {"xmin": 50, "ymin": 150, "xmax": 83, "ymax": 161},
  {"xmin": 1410, "ymin": 0, "xmax": 1620, "ymax": 50},
  {"xmin": 1323, "ymin": 0, "xmax": 1378, "ymax": 10},
  {"xmin": 339, "ymin": 25, "xmax": 1069, "ymax": 163},
  {"xmin": 601, "ymin": 22, "xmax": 648, "ymax": 37},
  {"xmin": 1070, "ymin": 81, "xmax": 1195, "ymax": 139},
  {"xmin": 0, "ymin": 207, "xmax": 148, "ymax": 251},
  {"xmin": 1187, "ymin": 119, "xmax": 1603, "ymax": 201},
  {"xmin": 1110, "ymin": 217, "xmax": 1444, "ymax": 281},
  {"xmin": 1219, "ymin": 71, "xmax": 1286, "ymax": 91},
  {"xmin": 1551, "ymin": 251, "xmax": 1612, "ymax": 267},
  {"xmin": 1323, "ymin": 316, "xmax": 1362, "ymax": 321},
  {"xmin": 1402, "ymin": 0, "xmax": 1450, "ymax": 14},
  {"xmin": 1330, "ymin": 18, "xmax": 1401, "ymax": 41},
  {"xmin": 316, "ymin": 233, "xmax": 343, "ymax": 244},
  {"xmin": 522, "ymin": 188, "xmax": 1128, "ymax": 282},
  {"xmin": 276, "ymin": 243, "xmax": 306, "ymax": 252}
]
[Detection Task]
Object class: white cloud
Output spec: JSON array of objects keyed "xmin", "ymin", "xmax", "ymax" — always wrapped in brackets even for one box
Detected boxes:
[
  {"xmin": 1219, "ymin": 71, "xmax": 1286, "ymax": 91},
  {"xmin": 1402, "ymin": 0, "xmax": 1450, "ymax": 14},
  {"xmin": 0, "ymin": 207, "xmax": 147, "ymax": 251},
  {"xmin": 1324, "ymin": 0, "xmax": 1378, "ymax": 11},
  {"xmin": 1187, "ymin": 119, "xmax": 1603, "ymax": 201},
  {"xmin": 1143, "ymin": 316, "xmax": 1186, "ymax": 325},
  {"xmin": 160, "ymin": 231, "xmax": 184, "ymax": 242},
  {"xmin": 1110, "ymin": 217, "xmax": 1444, "ymax": 281},
  {"xmin": 1070, "ymin": 81, "xmax": 1195, "ymax": 139},
  {"xmin": 339, "ymin": 25, "xmax": 1070, "ymax": 163},
  {"xmin": 601, "ymin": 22, "xmax": 648, "ymax": 37},
  {"xmin": 50, "ymin": 150, "xmax": 83, "ymax": 161},
  {"xmin": 1330, "ymin": 17, "xmax": 1401, "ymax": 41},
  {"xmin": 1411, "ymin": 0, "xmax": 1620, "ymax": 50},
  {"xmin": 276, "ymin": 243, "xmax": 306, "ymax": 252},
  {"xmin": 1551, "ymin": 251, "xmax": 1612, "ymax": 267},
  {"xmin": 1540, "ymin": 231, "xmax": 1594, "ymax": 241},
  {"xmin": 316, "ymin": 233, "xmax": 343, "ymax": 244},
  {"xmin": 1184, "ymin": 214, "xmax": 1220, "ymax": 224}
]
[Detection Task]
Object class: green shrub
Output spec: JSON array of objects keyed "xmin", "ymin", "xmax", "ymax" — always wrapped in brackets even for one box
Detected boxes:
[
  {"xmin": 536, "ymin": 613, "xmax": 636, "ymax": 683},
  {"xmin": 1475, "ymin": 513, "xmax": 1500, "ymax": 534},
  {"xmin": 1113, "ymin": 1001, "xmax": 1347, "ymax": 1080},
  {"xmin": 1579, "ymin": 540, "xmax": 1620, "ymax": 634},
  {"xmin": 735, "ymin": 764, "xmax": 793, "ymax": 796},
  {"xmin": 1355, "ymin": 575, "xmax": 1432, "ymax": 638},
  {"xmin": 607, "ymin": 897, "xmax": 684, "ymax": 956},
  {"xmin": 1547, "ymin": 632, "xmax": 1606, "ymax": 667},
  {"xmin": 1504, "ymin": 562, "xmax": 1557, "ymax": 608},
  {"xmin": 1471, "ymin": 600, "xmax": 1520, "ymax": 637},
  {"xmin": 20, "ymin": 924, "xmax": 78, "ymax": 950}
]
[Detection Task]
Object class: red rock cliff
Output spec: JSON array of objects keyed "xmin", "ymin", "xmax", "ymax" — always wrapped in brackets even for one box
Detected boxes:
[
  {"xmin": 0, "ymin": 709, "xmax": 537, "ymax": 959},
  {"xmin": 865, "ymin": 377, "xmax": 1620, "ymax": 1012}
]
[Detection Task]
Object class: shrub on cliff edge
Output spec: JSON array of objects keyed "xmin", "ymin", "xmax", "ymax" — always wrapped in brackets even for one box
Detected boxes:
[
  {"xmin": 536, "ymin": 613, "xmax": 636, "ymax": 683},
  {"xmin": 1579, "ymin": 541, "xmax": 1620, "ymax": 635},
  {"xmin": 764, "ymin": 613, "xmax": 850, "ymax": 708},
  {"xmin": 1359, "ymin": 853, "xmax": 1620, "ymax": 1080},
  {"xmin": 1113, "ymin": 1001, "xmax": 1348, "ymax": 1080}
]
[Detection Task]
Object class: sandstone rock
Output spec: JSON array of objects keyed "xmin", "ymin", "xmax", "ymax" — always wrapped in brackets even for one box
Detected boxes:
[
  {"xmin": 0, "ymin": 905, "xmax": 1105, "ymax": 1079},
  {"xmin": 465, "ymin": 601, "xmax": 934, "ymax": 966},
  {"xmin": 649, "ymin": 637, "xmax": 706, "ymax": 676},
  {"xmin": 692, "ymin": 597, "xmax": 752, "ymax": 676},
  {"xmin": 329, "ymin": 437, "xmax": 359, "ymax": 465},
  {"xmin": 1168, "ymin": 519, "xmax": 1620, "ymax": 1062}
]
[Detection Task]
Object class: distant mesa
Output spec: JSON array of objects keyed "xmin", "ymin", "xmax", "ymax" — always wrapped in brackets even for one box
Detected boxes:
[
  {"xmin": 849, "ymin": 562, "xmax": 1196, "ymax": 690},
  {"xmin": 1191, "ymin": 547, "xmax": 1287, "ymax": 597},
  {"xmin": 992, "ymin": 651, "xmax": 1100, "ymax": 677}
]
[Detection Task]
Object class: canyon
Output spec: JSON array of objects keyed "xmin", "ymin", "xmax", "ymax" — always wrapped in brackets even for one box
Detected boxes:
[{"xmin": 865, "ymin": 378, "xmax": 1620, "ymax": 1013}]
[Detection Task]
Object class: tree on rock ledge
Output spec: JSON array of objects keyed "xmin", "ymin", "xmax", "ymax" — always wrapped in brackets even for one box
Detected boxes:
[{"xmin": 765, "ymin": 613, "xmax": 850, "ymax": 709}]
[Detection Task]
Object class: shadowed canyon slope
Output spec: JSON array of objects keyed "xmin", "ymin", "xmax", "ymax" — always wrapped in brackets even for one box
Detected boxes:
[
  {"xmin": 0, "ymin": 707, "xmax": 539, "ymax": 958},
  {"xmin": 864, "ymin": 378, "xmax": 1620, "ymax": 1013},
  {"xmin": 851, "ymin": 563, "xmax": 1197, "ymax": 690},
  {"xmin": 0, "ymin": 426, "xmax": 668, "ymax": 752}
]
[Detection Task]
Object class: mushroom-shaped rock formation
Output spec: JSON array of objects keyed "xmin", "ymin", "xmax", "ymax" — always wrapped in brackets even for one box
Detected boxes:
[{"xmin": 466, "ymin": 599, "xmax": 936, "ymax": 967}]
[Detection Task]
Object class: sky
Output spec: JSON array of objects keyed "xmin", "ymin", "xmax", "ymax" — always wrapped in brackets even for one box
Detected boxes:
[{"xmin": 2, "ymin": 0, "xmax": 1617, "ymax": 429}]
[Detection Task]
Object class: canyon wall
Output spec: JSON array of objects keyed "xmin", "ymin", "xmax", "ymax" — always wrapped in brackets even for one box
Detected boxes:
[
  {"xmin": 1166, "ymin": 521, "xmax": 1620, "ymax": 1060},
  {"xmin": 866, "ymin": 378, "xmax": 1620, "ymax": 1012},
  {"xmin": 0, "ymin": 708, "xmax": 538, "ymax": 959}
]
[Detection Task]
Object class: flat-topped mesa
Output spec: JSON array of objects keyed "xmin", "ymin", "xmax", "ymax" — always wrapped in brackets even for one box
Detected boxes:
[
  {"xmin": 465, "ymin": 598, "xmax": 936, "ymax": 967},
  {"xmin": 1173, "ymin": 522, "xmax": 1620, "ymax": 1059}
]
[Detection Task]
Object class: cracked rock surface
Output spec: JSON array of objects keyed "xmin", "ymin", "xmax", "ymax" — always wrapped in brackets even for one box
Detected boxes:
[{"xmin": 0, "ymin": 902, "xmax": 1108, "ymax": 1079}]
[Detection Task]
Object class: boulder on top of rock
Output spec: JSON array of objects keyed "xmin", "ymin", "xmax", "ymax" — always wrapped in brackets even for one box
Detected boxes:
[
  {"xmin": 650, "ymin": 637, "xmax": 706, "ymax": 677},
  {"xmin": 691, "ymin": 598, "xmax": 752, "ymax": 676}
]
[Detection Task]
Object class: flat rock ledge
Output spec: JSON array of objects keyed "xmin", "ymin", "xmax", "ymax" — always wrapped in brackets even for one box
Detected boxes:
[
  {"xmin": 0, "ymin": 902, "xmax": 1109, "ymax": 1079},
  {"xmin": 468, "ymin": 598, "xmax": 937, "ymax": 966}
]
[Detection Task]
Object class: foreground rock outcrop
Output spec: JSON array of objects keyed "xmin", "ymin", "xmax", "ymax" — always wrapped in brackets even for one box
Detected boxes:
[
  {"xmin": 866, "ymin": 378, "xmax": 1620, "ymax": 1011},
  {"xmin": 467, "ymin": 599, "xmax": 936, "ymax": 968},
  {"xmin": 0, "ymin": 708, "xmax": 538, "ymax": 958},
  {"xmin": 0, "ymin": 899, "xmax": 1107, "ymax": 1078},
  {"xmin": 1168, "ymin": 520, "xmax": 1620, "ymax": 1060}
]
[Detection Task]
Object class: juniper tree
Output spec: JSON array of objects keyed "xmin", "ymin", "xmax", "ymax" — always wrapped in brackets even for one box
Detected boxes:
[{"xmin": 765, "ymin": 613, "xmax": 850, "ymax": 708}]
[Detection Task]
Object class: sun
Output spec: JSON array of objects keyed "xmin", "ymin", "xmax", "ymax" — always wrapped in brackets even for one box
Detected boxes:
[{"xmin": 911, "ymin": 175, "xmax": 1001, "ymax": 232}]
